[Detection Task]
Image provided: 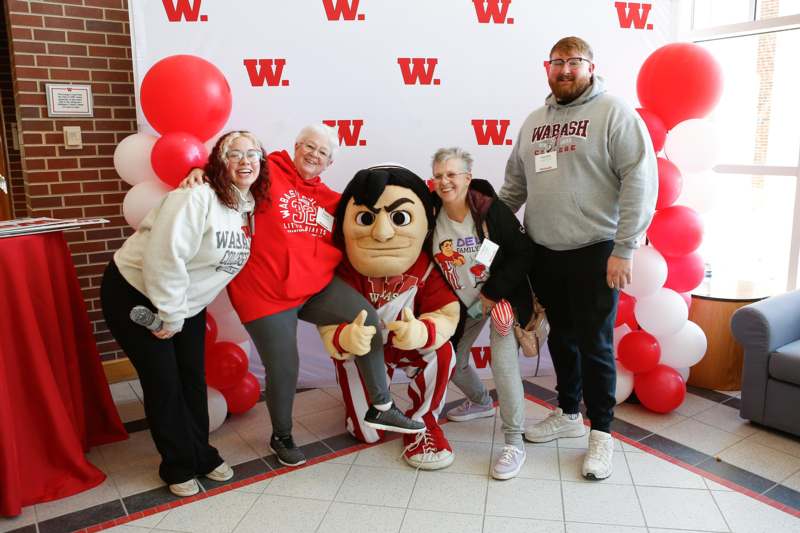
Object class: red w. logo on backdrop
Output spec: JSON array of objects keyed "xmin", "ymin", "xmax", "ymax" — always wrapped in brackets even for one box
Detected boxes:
[
  {"xmin": 322, "ymin": 0, "xmax": 365, "ymax": 21},
  {"xmin": 397, "ymin": 58, "xmax": 440, "ymax": 85},
  {"xmin": 471, "ymin": 120, "xmax": 512, "ymax": 146},
  {"xmin": 161, "ymin": 0, "xmax": 207, "ymax": 22},
  {"xmin": 471, "ymin": 347, "xmax": 492, "ymax": 368},
  {"xmin": 322, "ymin": 120, "xmax": 367, "ymax": 146},
  {"xmin": 243, "ymin": 59, "xmax": 289, "ymax": 87},
  {"xmin": 614, "ymin": 2, "xmax": 653, "ymax": 30},
  {"xmin": 472, "ymin": 0, "xmax": 514, "ymax": 24}
]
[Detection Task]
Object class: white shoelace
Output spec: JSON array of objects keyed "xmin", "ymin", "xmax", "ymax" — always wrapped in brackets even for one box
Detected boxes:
[
  {"xmin": 401, "ymin": 429, "xmax": 437, "ymax": 471},
  {"xmin": 587, "ymin": 435, "xmax": 612, "ymax": 462},
  {"xmin": 497, "ymin": 445, "xmax": 523, "ymax": 466},
  {"xmin": 538, "ymin": 410, "xmax": 566, "ymax": 431}
]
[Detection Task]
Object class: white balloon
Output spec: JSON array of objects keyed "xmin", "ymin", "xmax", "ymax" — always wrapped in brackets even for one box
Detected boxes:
[
  {"xmin": 613, "ymin": 324, "xmax": 632, "ymax": 356},
  {"xmin": 114, "ymin": 133, "xmax": 160, "ymax": 186},
  {"xmin": 615, "ymin": 358, "xmax": 634, "ymax": 405},
  {"xmin": 676, "ymin": 171, "xmax": 718, "ymax": 214},
  {"xmin": 622, "ymin": 246, "xmax": 667, "ymax": 298},
  {"xmin": 208, "ymin": 291, "xmax": 251, "ymax": 344},
  {"xmin": 664, "ymin": 119, "xmax": 721, "ymax": 174},
  {"xmin": 676, "ymin": 367, "xmax": 691, "ymax": 382},
  {"xmin": 656, "ymin": 320, "xmax": 708, "ymax": 368},
  {"xmin": 207, "ymin": 386, "xmax": 228, "ymax": 432},
  {"xmin": 122, "ymin": 181, "xmax": 171, "ymax": 229},
  {"xmin": 635, "ymin": 288, "xmax": 688, "ymax": 337}
]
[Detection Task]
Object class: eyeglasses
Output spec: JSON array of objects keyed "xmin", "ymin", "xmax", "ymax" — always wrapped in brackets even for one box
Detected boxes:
[
  {"xmin": 299, "ymin": 141, "xmax": 331, "ymax": 160},
  {"xmin": 432, "ymin": 171, "xmax": 470, "ymax": 181},
  {"xmin": 546, "ymin": 57, "xmax": 591, "ymax": 70},
  {"xmin": 226, "ymin": 149, "xmax": 261, "ymax": 163}
]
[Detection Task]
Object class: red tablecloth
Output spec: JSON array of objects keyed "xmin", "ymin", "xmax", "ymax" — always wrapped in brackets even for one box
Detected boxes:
[{"xmin": 0, "ymin": 232, "xmax": 128, "ymax": 517}]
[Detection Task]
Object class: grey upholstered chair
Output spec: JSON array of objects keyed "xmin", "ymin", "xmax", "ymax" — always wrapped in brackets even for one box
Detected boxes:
[{"xmin": 731, "ymin": 290, "xmax": 800, "ymax": 437}]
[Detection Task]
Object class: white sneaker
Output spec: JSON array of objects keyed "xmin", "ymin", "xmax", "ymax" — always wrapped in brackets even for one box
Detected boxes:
[
  {"xmin": 168, "ymin": 478, "xmax": 199, "ymax": 497},
  {"xmin": 582, "ymin": 430, "xmax": 614, "ymax": 480},
  {"xmin": 524, "ymin": 408, "xmax": 586, "ymax": 443},
  {"xmin": 491, "ymin": 445, "xmax": 526, "ymax": 480},
  {"xmin": 205, "ymin": 461, "xmax": 234, "ymax": 482}
]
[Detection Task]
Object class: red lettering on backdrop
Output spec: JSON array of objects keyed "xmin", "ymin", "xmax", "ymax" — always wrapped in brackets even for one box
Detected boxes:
[
  {"xmin": 322, "ymin": 120, "xmax": 367, "ymax": 146},
  {"xmin": 614, "ymin": 2, "xmax": 653, "ymax": 30},
  {"xmin": 243, "ymin": 59, "xmax": 289, "ymax": 87},
  {"xmin": 471, "ymin": 347, "xmax": 492, "ymax": 368},
  {"xmin": 322, "ymin": 0, "xmax": 365, "ymax": 21},
  {"xmin": 472, "ymin": 0, "xmax": 514, "ymax": 24},
  {"xmin": 161, "ymin": 0, "xmax": 207, "ymax": 22},
  {"xmin": 397, "ymin": 58, "xmax": 440, "ymax": 85},
  {"xmin": 471, "ymin": 119, "xmax": 512, "ymax": 146}
]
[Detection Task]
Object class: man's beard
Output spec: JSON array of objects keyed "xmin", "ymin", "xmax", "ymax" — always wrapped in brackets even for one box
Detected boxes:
[{"xmin": 549, "ymin": 74, "xmax": 592, "ymax": 104}]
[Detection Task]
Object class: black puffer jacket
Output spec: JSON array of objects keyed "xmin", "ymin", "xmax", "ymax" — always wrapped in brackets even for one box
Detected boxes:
[{"xmin": 432, "ymin": 179, "xmax": 536, "ymax": 333}]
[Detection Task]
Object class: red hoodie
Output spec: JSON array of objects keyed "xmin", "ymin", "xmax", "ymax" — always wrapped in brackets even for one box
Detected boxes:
[{"xmin": 228, "ymin": 150, "xmax": 342, "ymax": 322}]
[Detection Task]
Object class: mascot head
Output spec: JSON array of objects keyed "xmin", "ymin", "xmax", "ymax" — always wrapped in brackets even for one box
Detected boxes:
[{"xmin": 334, "ymin": 165, "xmax": 435, "ymax": 277}]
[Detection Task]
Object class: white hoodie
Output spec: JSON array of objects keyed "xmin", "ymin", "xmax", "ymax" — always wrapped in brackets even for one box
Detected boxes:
[{"xmin": 114, "ymin": 183, "xmax": 254, "ymax": 331}]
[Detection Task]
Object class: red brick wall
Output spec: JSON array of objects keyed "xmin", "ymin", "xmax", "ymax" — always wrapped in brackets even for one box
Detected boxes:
[{"xmin": 6, "ymin": 0, "xmax": 136, "ymax": 360}]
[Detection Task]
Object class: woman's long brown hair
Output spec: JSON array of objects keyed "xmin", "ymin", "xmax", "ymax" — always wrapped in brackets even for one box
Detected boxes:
[{"xmin": 204, "ymin": 131, "xmax": 270, "ymax": 209}]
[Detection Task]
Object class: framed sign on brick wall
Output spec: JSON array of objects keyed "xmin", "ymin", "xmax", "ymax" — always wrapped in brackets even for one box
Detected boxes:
[{"xmin": 45, "ymin": 83, "xmax": 93, "ymax": 118}]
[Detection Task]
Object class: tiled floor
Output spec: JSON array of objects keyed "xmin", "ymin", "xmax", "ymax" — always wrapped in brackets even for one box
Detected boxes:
[{"xmin": 3, "ymin": 366, "xmax": 800, "ymax": 533}]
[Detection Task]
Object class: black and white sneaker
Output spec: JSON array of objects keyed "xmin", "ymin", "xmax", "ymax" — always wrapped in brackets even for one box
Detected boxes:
[
  {"xmin": 269, "ymin": 434, "xmax": 306, "ymax": 467},
  {"xmin": 364, "ymin": 404, "xmax": 425, "ymax": 434}
]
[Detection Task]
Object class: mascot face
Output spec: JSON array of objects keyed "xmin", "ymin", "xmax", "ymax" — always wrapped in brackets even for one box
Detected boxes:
[{"xmin": 343, "ymin": 185, "xmax": 428, "ymax": 277}]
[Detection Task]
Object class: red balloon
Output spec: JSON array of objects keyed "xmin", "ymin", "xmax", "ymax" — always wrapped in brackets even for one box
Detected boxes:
[
  {"xmin": 206, "ymin": 341, "xmax": 249, "ymax": 390},
  {"xmin": 205, "ymin": 313, "xmax": 218, "ymax": 350},
  {"xmin": 637, "ymin": 108, "xmax": 667, "ymax": 153},
  {"xmin": 647, "ymin": 205, "xmax": 704, "ymax": 257},
  {"xmin": 151, "ymin": 132, "xmax": 208, "ymax": 188},
  {"xmin": 664, "ymin": 252, "xmax": 705, "ymax": 293},
  {"xmin": 637, "ymin": 43, "xmax": 723, "ymax": 130},
  {"xmin": 656, "ymin": 158, "xmax": 682, "ymax": 210},
  {"xmin": 221, "ymin": 373, "xmax": 261, "ymax": 414},
  {"xmin": 634, "ymin": 365, "xmax": 686, "ymax": 413},
  {"xmin": 140, "ymin": 55, "xmax": 232, "ymax": 141},
  {"xmin": 617, "ymin": 331, "xmax": 660, "ymax": 374},
  {"xmin": 615, "ymin": 292, "xmax": 637, "ymax": 329}
]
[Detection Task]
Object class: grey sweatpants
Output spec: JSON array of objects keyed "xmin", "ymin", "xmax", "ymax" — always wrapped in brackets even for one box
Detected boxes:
[
  {"xmin": 244, "ymin": 276, "xmax": 390, "ymax": 437},
  {"xmin": 451, "ymin": 315, "xmax": 525, "ymax": 446}
]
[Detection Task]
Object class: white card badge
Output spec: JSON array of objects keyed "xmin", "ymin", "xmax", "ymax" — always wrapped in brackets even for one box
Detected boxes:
[
  {"xmin": 534, "ymin": 151, "xmax": 557, "ymax": 172},
  {"xmin": 316, "ymin": 207, "xmax": 334, "ymax": 232},
  {"xmin": 475, "ymin": 238, "xmax": 499, "ymax": 267}
]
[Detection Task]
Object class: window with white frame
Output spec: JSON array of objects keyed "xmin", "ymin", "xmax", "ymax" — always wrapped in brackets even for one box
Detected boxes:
[{"xmin": 679, "ymin": 0, "xmax": 800, "ymax": 294}]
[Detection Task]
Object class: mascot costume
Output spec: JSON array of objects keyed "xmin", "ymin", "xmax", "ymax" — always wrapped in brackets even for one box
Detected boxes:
[{"xmin": 318, "ymin": 165, "xmax": 460, "ymax": 470}]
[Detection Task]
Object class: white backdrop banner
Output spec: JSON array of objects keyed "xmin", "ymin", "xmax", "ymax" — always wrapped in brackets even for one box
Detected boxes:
[{"xmin": 130, "ymin": 0, "xmax": 677, "ymax": 387}]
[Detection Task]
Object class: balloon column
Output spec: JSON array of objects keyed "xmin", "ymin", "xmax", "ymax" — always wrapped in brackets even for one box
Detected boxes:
[
  {"xmin": 113, "ymin": 55, "xmax": 261, "ymax": 426},
  {"xmin": 113, "ymin": 54, "xmax": 233, "ymax": 228},
  {"xmin": 615, "ymin": 43, "xmax": 722, "ymax": 414}
]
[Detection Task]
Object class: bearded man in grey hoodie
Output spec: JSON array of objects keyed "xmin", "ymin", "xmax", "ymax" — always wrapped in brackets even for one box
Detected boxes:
[{"xmin": 499, "ymin": 36, "xmax": 657, "ymax": 480}]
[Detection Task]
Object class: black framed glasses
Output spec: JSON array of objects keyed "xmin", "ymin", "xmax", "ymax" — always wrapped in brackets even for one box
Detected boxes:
[{"xmin": 546, "ymin": 57, "xmax": 592, "ymax": 69}]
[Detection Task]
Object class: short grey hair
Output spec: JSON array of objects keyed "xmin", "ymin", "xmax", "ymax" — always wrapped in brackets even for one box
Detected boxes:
[
  {"xmin": 431, "ymin": 147, "xmax": 474, "ymax": 173},
  {"xmin": 295, "ymin": 123, "xmax": 339, "ymax": 161}
]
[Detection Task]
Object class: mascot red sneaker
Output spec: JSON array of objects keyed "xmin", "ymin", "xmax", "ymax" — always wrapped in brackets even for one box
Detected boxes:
[{"xmin": 319, "ymin": 165, "xmax": 459, "ymax": 470}]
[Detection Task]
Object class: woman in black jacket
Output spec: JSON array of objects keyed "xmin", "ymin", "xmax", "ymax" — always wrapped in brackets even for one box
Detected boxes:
[{"xmin": 430, "ymin": 147, "xmax": 535, "ymax": 480}]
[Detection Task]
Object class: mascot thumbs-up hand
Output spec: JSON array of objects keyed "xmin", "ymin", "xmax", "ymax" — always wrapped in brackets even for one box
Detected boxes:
[
  {"xmin": 318, "ymin": 309, "xmax": 376, "ymax": 360},
  {"xmin": 387, "ymin": 307, "xmax": 429, "ymax": 351},
  {"xmin": 339, "ymin": 310, "xmax": 377, "ymax": 355}
]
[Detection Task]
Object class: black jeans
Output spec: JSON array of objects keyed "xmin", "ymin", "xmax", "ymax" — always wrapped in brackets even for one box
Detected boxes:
[
  {"xmin": 532, "ymin": 241, "xmax": 618, "ymax": 433},
  {"xmin": 100, "ymin": 261, "xmax": 223, "ymax": 484}
]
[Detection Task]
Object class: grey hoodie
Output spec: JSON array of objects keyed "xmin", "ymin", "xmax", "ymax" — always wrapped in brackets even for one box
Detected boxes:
[{"xmin": 499, "ymin": 76, "xmax": 657, "ymax": 259}]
